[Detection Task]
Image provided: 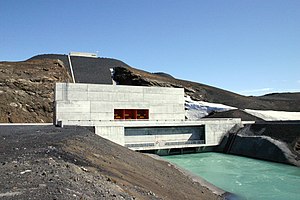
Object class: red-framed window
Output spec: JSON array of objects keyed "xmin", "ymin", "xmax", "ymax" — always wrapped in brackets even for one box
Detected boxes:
[
  {"xmin": 137, "ymin": 109, "xmax": 148, "ymax": 119},
  {"xmin": 114, "ymin": 109, "xmax": 149, "ymax": 120}
]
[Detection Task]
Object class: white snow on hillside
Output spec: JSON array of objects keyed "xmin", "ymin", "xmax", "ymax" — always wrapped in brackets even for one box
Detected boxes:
[
  {"xmin": 185, "ymin": 96, "xmax": 237, "ymax": 120},
  {"xmin": 244, "ymin": 109, "xmax": 300, "ymax": 121}
]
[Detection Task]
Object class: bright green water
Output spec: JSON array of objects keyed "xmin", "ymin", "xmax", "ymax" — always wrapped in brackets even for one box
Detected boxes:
[{"xmin": 164, "ymin": 152, "xmax": 300, "ymax": 200}]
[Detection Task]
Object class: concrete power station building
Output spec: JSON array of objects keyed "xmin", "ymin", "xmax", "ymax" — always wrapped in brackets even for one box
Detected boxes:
[{"xmin": 54, "ymin": 52, "xmax": 242, "ymax": 154}]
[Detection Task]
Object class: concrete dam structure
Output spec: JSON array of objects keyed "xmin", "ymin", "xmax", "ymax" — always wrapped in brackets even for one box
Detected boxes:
[
  {"xmin": 55, "ymin": 83, "xmax": 242, "ymax": 153},
  {"xmin": 47, "ymin": 52, "xmax": 243, "ymax": 154}
]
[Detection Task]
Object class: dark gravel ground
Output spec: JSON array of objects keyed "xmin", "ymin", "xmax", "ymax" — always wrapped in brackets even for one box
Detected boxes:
[{"xmin": 0, "ymin": 125, "xmax": 220, "ymax": 200}]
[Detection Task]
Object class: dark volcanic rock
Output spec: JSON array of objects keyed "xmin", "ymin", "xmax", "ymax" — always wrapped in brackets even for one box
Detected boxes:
[
  {"xmin": 217, "ymin": 122, "xmax": 300, "ymax": 166},
  {"xmin": 205, "ymin": 109, "xmax": 265, "ymax": 122}
]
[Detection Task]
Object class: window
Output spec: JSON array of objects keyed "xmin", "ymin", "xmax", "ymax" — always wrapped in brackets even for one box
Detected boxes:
[
  {"xmin": 114, "ymin": 109, "xmax": 124, "ymax": 119},
  {"xmin": 137, "ymin": 109, "xmax": 148, "ymax": 119},
  {"xmin": 114, "ymin": 109, "xmax": 149, "ymax": 120}
]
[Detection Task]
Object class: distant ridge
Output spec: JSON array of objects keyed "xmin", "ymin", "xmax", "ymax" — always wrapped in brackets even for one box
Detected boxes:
[
  {"xmin": 153, "ymin": 72, "xmax": 174, "ymax": 79},
  {"xmin": 258, "ymin": 92, "xmax": 300, "ymax": 101}
]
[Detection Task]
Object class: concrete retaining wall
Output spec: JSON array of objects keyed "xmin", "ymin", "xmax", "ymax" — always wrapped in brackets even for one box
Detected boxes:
[
  {"xmin": 55, "ymin": 83, "xmax": 185, "ymax": 124},
  {"xmin": 95, "ymin": 126, "xmax": 125, "ymax": 146},
  {"xmin": 124, "ymin": 126, "xmax": 204, "ymax": 147},
  {"xmin": 94, "ymin": 119, "xmax": 241, "ymax": 150},
  {"xmin": 205, "ymin": 120, "xmax": 240, "ymax": 145}
]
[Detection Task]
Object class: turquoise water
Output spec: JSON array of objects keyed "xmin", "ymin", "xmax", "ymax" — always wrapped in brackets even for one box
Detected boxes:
[{"xmin": 164, "ymin": 152, "xmax": 300, "ymax": 200}]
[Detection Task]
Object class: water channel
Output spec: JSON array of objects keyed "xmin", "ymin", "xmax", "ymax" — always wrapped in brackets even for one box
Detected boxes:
[{"xmin": 164, "ymin": 152, "xmax": 300, "ymax": 200}]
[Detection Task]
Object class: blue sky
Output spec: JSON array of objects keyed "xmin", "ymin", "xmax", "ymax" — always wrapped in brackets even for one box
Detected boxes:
[{"xmin": 1, "ymin": 0, "xmax": 299, "ymax": 96}]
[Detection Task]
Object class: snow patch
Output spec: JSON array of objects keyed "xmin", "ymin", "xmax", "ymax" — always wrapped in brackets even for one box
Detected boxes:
[
  {"xmin": 244, "ymin": 109, "xmax": 300, "ymax": 121},
  {"xmin": 185, "ymin": 96, "xmax": 237, "ymax": 120}
]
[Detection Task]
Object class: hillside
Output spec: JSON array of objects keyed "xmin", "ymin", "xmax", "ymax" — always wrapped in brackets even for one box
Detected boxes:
[
  {"xmin": 29, "ymin": 54, "xmax": 300, "ymax": 113},
  {"xmin": 0, "ymin": 125, "xmax": 220, "ymax": 200},
  {"xmin": 1, "ymin": 54, "xmax": 299, "ymax": 123},
  {"xmin": 113, "ymin": 66, "xmax": 300, "ymax": 112},
  {"xmin": 0, "ymin": 59, "xmax": 71, "ymax": 123},
  {"xmin": 29, "ymin": 54, "xmax": 130, "ymax": 84},
  {"xmin": 258, "ymin": 92, "xmax": 300, "ymax": 101}
]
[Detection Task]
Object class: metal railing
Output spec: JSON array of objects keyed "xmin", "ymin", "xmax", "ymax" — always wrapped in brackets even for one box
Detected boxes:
[
  {"xmin": 125, "ymin": 143, "xmax": 155, "ymax": 148},
  {"xmin": 125, "ymin": 140, "xmax": 205, "ymax": 148},
  {"xmin": 164, "ymin": 140, "xmax": 204, "ymax": 146}
]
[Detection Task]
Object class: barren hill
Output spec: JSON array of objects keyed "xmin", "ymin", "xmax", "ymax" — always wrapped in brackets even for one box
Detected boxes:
[
  {"xmin": 113, "ymin": 66, "xmax": 300, "ymax": 112},
  {"xmin": 29, "ymin": 54, "xmax": 130, "ymax": 84},
  {"xmin": 0, "ymin": 125, "xmax": 219, "ymax": 200},
  {"xmin": 1, "ymin": 54, "xmax": 299, "ymax": 122},
  {"xmin": 0, "ymin": 59, "xmax": 71, "ymax": 123}
]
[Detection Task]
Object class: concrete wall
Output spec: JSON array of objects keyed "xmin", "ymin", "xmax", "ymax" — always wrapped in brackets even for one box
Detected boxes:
[
  {"xmin": 94, "ymin": 119, "xmax": 241, "ymax": 150},
  {"xmin": 54, "ymin": 83, "xmax": 242, "ymax": 151},
  {"xmin": 95, "ymin": 126, "xmax": 125, "ymax": 146},
  {"xmin": 205, "ymin": 119, "xmax": 241, "ymax": 145},
  {"xmin": 124, "ymin": 126, "xmax": 204, "ymax": 147},
  {"xmin": 55, "ymin": 83, "xmax": 185, "ymax": 125}
]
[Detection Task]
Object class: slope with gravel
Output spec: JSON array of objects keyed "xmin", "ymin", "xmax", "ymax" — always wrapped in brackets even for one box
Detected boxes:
[
  {"xmin": 0, "ymin": 125, "xmax": 220, "ymax": 200},
  {"xmin": 29, "ymin": 54, "xmax": 130, "ymax": 84},
  {"xmin": 0, "ymin": 59, "xmax": 72, "ymax": 123}
]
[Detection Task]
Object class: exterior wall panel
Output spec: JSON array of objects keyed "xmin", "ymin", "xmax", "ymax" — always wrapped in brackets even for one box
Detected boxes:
[{"xmin": 55, "ymin": 83, "xmax": 185, "ymax": 123}]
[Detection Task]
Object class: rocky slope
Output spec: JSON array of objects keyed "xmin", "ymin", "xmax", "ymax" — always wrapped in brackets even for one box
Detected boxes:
[
  {"xmin": 29, "ymin": 54, "xmax": 130, "ymax": 84},
  {"xmin": 0, "ymin": 59, "xmax": 71, "ymax": 123},
  {"xmin": 0, "ymin": 125, "xmax": 221, "ymax": 200},
  {"xmin": 216, "ymin": 122, "xmax": 300, "ymax": 166},
  {"xmin": 205, "ymin": 109, "xmax": 265, "ymax": 121}
]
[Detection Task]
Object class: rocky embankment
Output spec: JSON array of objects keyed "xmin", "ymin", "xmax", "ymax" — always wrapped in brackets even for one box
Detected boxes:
[
  {"xmin": 217, "ymin": 122, "xmax": 300, "ymax": 167},
  {"xmin": 0, "ymin": 59, "xmax": 71, "ymax": 123},
  {"xmin": 0, "ymin": 125, "xmax": 220, "ymax": 200}
]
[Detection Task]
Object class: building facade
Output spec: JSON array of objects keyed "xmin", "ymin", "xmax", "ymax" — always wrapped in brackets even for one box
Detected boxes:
[{"xmin": 55, "ymin": 83, "xmax": 242, "ymax": 153}]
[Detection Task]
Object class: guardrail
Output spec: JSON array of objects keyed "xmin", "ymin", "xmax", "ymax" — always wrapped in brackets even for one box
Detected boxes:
[
  {"xmin": 125, "ymin": 140, "xmax": 205, "ymax": 148},
  {"xmin": 164, "ymin": 140, "xmax": 204, "ymax": 146},
  {"xmin": 125, "ymin": 143, "xmax": 155, "ymax": 148}
]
